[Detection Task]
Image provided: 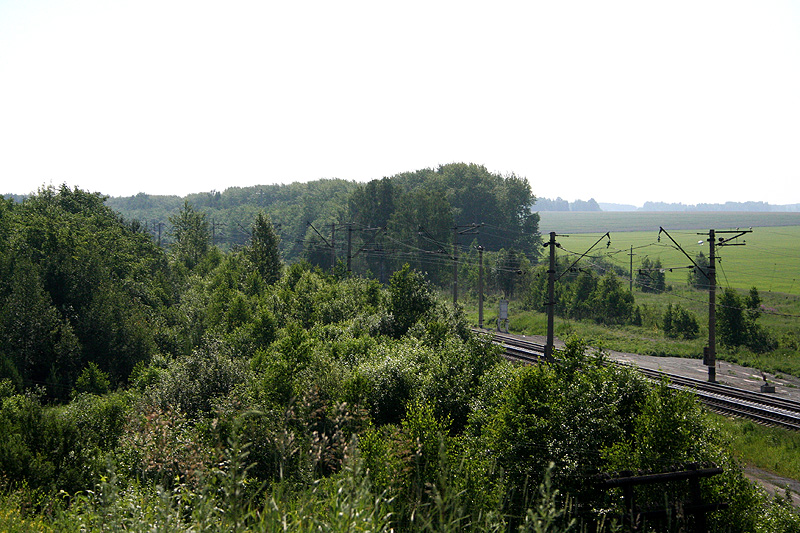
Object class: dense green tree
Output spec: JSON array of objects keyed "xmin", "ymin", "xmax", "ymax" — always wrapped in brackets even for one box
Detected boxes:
[
  {"xmin": 74, "ymin": 362, "xmax": 111, "ymax": 395},
  {"xmin": 0, "ymin": 228, "xmax": 792, "ymax": 531},
  {"xmin": 569, "ymin": 198, "xmax": 601, "ymax": 211},
  {"xmin": 168, "ymin": 201, "xmax": 210, "ymax": 269},
  {"xmin": 636, "ymin": 257, "xmax": 666, "ymax": 293},
  {"xmin": 108, "ymin": 164, "xmax": 541, "ymax": 281},
  {"xmin": 663, "ymin": 303, "xmax": 700, "ymax": 339},
  {"xmin": 348, "ymin": 177, "xmax": 396, "ymax": 229},
  {"xmin": 566, "ymin": 270, "xmax": 598, "ymax": 320},
  {"xmin": 435, "ymin": 163, "xmax": 540, "ymax": 254},
  {"xmin": 387, "ymin": 186, "xmax": 453, "ymax": 284},
  {"xmin": 0, "ymin": 186, "xmax": 169, "ymax": 395},
  {"xmin": 387, "ymin": 264, "xmax": 436, "ymax": 337},
  {"xmin": 247, "ymin": 212, "xmax": 282, "ymax": 285},
  {"xmin": 689, "ymin": 251, "xmax": 711, "ymax": 289},
  {"xmin": 717, "ymin": 288, "xmax": 750, "ymax": 348},
  {"xmin": 0, "ymin": 257, "xmax": 81, "ymax": 394},
  {"xmin": 492, "ymin": 247, "xmax": 526, "ymax": 298},
  {"xmin": 718, "ymin": 286, "xmax": 775, "ymax": 352},
  {"xmin": 591, "ymin": 271, "xmax": 635, "ymax": 325},
  {"xmin": 534, "ymin": 196, "xmax": 570, "ymax": 211}
]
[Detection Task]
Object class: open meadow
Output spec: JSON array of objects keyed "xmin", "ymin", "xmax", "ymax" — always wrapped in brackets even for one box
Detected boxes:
[{"xmin": 538, "ymin": 211, "xmax": 800, "ymax": 295}]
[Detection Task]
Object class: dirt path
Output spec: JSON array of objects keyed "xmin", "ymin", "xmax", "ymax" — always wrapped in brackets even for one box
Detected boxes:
[{"xmin": 744, "ymin": 467, "xmax": 800, "ymax": 506}]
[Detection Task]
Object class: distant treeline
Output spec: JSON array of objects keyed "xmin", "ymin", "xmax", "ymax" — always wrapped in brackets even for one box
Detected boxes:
[
  {"xmin": 534, "ymin": 197, "xmax": 601, "ymax": 212},
  {"xmin": 639, "ymin": 201, "xmax": 800, "ymax": 212},
  {"xmin": 538, "ymin": 198, "xmax": 800, "ymax": 212},
  {"xmin": 96, "ymin": 163, "xmax": 540, "ymax": 281}
]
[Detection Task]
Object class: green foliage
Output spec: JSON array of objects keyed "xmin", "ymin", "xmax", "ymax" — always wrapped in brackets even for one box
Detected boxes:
[
  {"xmin": 689, "ymin": 251, "xmax": 711, "ymax": 289},
  {"xmin": 252, "ymin": 323, "xmax": 315, "ymax": 406},
  {"xmin": 388, "ymin": 264, "xmax": 436, "ymax": 337},
  {"xmin": 74, "ymin": 362, "xmax": 111, "ymax": 396},
  {"xmin": 718, "ymin": 287, "xmax": 776, "ymax": 352},
  {"xmin": 0, "ymin": 185, "xmax": 168, "ymax": 396},
  {"xmin": 523, "ymin": 258, "xmax": 638, "ymax": 327},
  {"xmin": 118, "ymin": 403, "xmax": 211, "ymax": 487},
  {"xmin": 1, "ymin": 187, "xmax": 798, "ymax": 530},
  {"xmin": 590, "ymin": 271, "xmax": 635, "ymax": 325},
  {"xmin": 148, "ymin": 341, "xmax": 252, "ymax": 416},
  {"xmin": 357, "ymin": 344, "xmax": 421, "ymax": 425},
  {"xmin": 247, "ymin": 212, "xmax": 282, "ymax": 285},
  {"xmin": 636, "ymin": 256, "xmax": 666, "ymax": 293},
  {"xmin": 604, "ymin": 381, "xmax": 714, "ymax": 470},
  {"xmin": 565, "ymin": 270, "xmax": 597, "ymax": 320},
  {"xmin": 0, "ymin": 390, "xmax": 130, "ymax": 494},
  {"xmin": 518, "ymin": 463, "xmax": 578, "ymax": 533},
  {"xmin": 349, "ymin": 177, "xmax": 396, "ymax": 230},
  {"xmin": 168, "ymin": 201, "xmax": 210, "ymax": 269},
  {"xmin": 386, "ymin": 185, "xmax": 454, "ymax": 283},
  {"xmin": 662, "ymin": 303, "xmax": 700, "ymax": 339}
]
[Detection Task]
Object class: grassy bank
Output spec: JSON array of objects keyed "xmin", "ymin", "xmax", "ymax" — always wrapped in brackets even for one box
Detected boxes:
[{"xmin": 713, "ymin": 414, "xmax": 800, "ymax": 483}]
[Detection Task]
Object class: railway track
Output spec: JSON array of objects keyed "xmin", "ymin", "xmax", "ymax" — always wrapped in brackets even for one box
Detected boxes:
[{"xmin": 482, "ymin": 330, "xmax": 800, "ymax": 431}]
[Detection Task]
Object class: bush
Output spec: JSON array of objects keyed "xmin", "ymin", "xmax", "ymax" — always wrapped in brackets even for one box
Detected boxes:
[
  {"xmin": 74, "ymin": 362, "xmax": 111, "ymax": 396},
  {"xmin": 0, "ymin": 390, "xmax": 109, "ymax": 493},
  {"xmin": 662, "ymin": 303, "xmax": 700, "ymax": 340},
  {"xmin": 388, "ymin": 264, "xmax": 436, "ymax": 337},
  {"xmin": 148, "ymin": 341, "xmax": 251, "ymax": 416}
]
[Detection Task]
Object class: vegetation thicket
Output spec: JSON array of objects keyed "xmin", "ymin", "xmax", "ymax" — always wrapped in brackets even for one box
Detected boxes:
[{"xmin": 2, "ymin": 177, "xmax": 800, "ymax": 531}]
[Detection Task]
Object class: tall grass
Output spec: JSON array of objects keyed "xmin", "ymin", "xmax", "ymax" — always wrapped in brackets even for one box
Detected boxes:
[
  {"xmin": 0, "ymin": 449, "xmax": 606, "ymax": 532},
  {"xmin": 712, "ymin": 414, "xmax": 800, "ymax": 482}
]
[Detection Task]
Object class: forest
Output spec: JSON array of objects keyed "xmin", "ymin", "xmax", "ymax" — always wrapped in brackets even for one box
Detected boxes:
[
  {"xmin": 1, "ymin": 172, "xmax": 799, "ymax": 530},
  {"xmin": 107, "ymin": 163, "xmax": 540, "ymax": 275}
]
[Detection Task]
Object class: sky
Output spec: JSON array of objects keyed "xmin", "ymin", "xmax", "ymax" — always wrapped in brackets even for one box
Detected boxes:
[{"xmin": 2, "ymin": 1, "xmax": 800, "ymax": 207}]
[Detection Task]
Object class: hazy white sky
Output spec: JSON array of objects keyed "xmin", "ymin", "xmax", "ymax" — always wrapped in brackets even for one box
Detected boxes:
[{"xmin": 2, "ymin": 1, "xmax": 799, "ymax": 206}]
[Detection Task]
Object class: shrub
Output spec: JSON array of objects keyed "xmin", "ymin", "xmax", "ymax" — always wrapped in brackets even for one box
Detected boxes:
[
  {"xmin": 662, "ymin": 303, "xmax": 700, "ymax": 340},
  {"xmin": 74, "ymin": 362, "xmax": 111, "ymax": 396},
  {"xmin": 388, "ymin": 264, "xmax": 436, "ymax": 337},
  {"xmin": 119, "ymin": 403, "xmax": 211, "ymax": 487},
  {"xmin": 148, "ymin": 341, "xmax": 251, "ymax": 416}
]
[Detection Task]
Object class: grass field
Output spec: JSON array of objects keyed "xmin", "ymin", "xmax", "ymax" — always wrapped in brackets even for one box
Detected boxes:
[
  {"xmin": 538, "ymin": 212, "xmax": 800, "ymax": 295},
  {"xmin": 538, "ymin": 211, "xmax": 800, "ymax": 234}
]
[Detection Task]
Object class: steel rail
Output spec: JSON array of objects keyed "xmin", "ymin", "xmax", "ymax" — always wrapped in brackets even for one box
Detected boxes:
[{"xmin": 477, "ymin": 329, "xmax": 800, "ymax": 431}]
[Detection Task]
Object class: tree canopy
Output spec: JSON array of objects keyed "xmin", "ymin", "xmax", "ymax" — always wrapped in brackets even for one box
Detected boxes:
[{"xmin": 0, "ymin": 186, "xmax": 171, "ymax": 397}]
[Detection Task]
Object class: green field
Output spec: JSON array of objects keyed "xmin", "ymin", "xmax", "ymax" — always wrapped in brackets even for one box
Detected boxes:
[
  {"xmin": 538, "ymin": 212, "xmax": 800, "ymax": 295},
  {"xmin": 538, "ymin": 210, "xmax": 800, "ymax": 234}
]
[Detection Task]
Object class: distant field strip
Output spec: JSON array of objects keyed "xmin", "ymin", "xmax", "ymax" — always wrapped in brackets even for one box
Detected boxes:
[
  {"xmin": 538, "ymin": 211, "xmax": 800, "ymax": 234},
  {"xmin": 539, "ymin": 213, "xmax": 800, "ymax": 295}
]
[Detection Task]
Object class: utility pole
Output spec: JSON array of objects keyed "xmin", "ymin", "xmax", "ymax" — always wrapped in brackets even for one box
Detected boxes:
[
  {"xmin": 629, "ymin": 245, "xmax": 635, "ymax": 292},
  {"xmin": 346, "ymin": 223, "xmax": 353, "ymax": 273},
  {"xmin": 659, "ymin": 226, "xmax": 751, "ymax": 383},
  {"xmin": 330, "ymin": 223, "xmax": 336, "ymax": 269},
  {"xmin": 701, "ymin": 227, "xmax": 751, "ymax": 383},
  {"xmin": 707, "ymin": 229, "xmax": 717, "ymax": 383},
  {"xmin": 152, "ymin": 220, "xmax": 164, "ymax": 248},
  {"xmin": 211, "ymin": 219, "xmax": 226, "ymax": 247},
  {"xmin": 478, "ymin": 246, "xmax": 484, "ymax": 329},
  {"xmin": 545, "ymin": 232, "xmax": 557, "ymax": 360},
  {"xmin": 543, "ymin": 231, "xmax": 610, "ymax": 362},
  {"xmin": 452, "ymin": 223, "xmax": 481, "ymax": 306}
]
